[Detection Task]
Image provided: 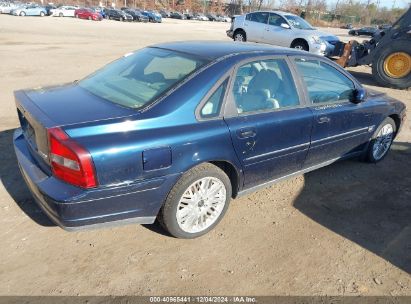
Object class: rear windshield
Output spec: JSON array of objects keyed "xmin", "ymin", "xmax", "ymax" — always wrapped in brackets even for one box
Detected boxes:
[{"xmin": 79, "ymin": 48, "xmax": 207, "ymax": 109}]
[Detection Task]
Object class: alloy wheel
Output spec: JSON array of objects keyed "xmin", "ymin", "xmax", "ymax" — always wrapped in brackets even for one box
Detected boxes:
[
  {"xmin": 176, "ymin": 177, "xmax": 227, "ymax": 233},
  {"xmin": 234, "ymin": 33, "xmax": 245, "ymax": 42},
  {"xmin": 372, "ymin": 123, "xmax": 394, "ymax": 160}
]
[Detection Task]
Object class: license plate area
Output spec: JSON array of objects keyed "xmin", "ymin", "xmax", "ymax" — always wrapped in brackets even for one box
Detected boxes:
[{"xmin": 18, "ymin": 108, "xmax": 38, "ymax": 152}]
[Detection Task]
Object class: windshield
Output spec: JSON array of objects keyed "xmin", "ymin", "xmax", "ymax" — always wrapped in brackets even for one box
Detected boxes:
[
  {"xmin": 284, "ymin": 15, "xmax": 314, "ymax": 30},
  {"xmin": 79, "ymin": 48, "xmax": 207, "ymax": 109}
]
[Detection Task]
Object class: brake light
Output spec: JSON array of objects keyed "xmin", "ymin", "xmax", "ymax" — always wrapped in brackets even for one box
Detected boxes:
[{"xmin": 48, "ymin": 127, "xmax": 97, "ymax": 188}]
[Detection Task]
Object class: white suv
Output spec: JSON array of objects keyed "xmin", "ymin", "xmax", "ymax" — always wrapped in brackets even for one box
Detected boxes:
[{"xmin": 227, "ymin": 11, "xmax": 339, "ymax": 56}]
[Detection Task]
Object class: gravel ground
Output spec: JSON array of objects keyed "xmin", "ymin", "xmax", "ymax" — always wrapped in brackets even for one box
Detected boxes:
[{"xmin": 0, "ymin": 15, "xmax": 410, "ymax": 296}]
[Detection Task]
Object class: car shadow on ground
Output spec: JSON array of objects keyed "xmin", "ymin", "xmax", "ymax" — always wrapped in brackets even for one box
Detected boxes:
[
  {"xmin": 293, "ymin": 141, "xmax": 411, "ymax": 274},
  {"xmin": 347, "ymin": 70, "xmax": 379, "ymax": 87},
  {"xmin": 1, "ymin": 128, "xmax": 410, "ymax": 273},
  {"xmin": 0, "ymin": 128, "xmax": 55, "ymax": 227}
]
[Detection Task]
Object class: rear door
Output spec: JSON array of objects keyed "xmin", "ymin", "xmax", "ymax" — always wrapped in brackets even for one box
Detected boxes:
[
  {"xmin": 224, "ymin": 56, "xmax": 313, "ymax": 189},
  {"xmin": 291, "ymin": 56, "xmax": 373, "ymax": 167},
  {"xmin": 243, "ymin": 12, "xmax": 269, "ymax": 43}
]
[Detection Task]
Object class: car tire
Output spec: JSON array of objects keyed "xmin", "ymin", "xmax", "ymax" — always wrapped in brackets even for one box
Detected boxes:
[
  {"xmin": 233, "ymin": 29, "xmax": 246, "ymax": 42},
  {"xmin": 20, "ymin": 11, "xmax": 26, "ymax": 16},
  {"xmin": 371, "ymin": 40, "xmax": 411, "ymax": 89},
  {"xmin": 291, "ymin": 40, "xmax": 309, "ymax": 51},
  {"xmin": 59, "ymin": 12, "xmax": 63, "ymax": 17},
  {"xmin": 88, "ymin": 16, "xmax": 92, "ymax": 20},
  {"xmin": 158, "ymin": 163, "xmax": 232, "ymax": 239},
  {"xmin": 365, "ymin": 117, "xmax": 396, "ymax": 163},
  {"xmin": 40, "ymin": 11, "xmax": 45, "ymax": 17}
]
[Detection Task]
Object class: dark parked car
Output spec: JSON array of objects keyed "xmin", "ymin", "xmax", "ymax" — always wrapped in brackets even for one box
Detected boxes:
[
  {"xmin": 141, "ymin": 10, "xmax": 162, "ymax": 22},
  {"xmin": 159, "ymin": 9, "xmax": 170, "ymax": 18},
  {"xmin": 170, "ymin": 12, "xmax": 185, "ymax": 19},
  {"xmin": 13, "ymin": 41, "xmax": 406, "ymax": 238},
  {"xmin": 378, "ymin": 24, "xmax": 391, "ymax": 30},
  {"xmin": 184, "ymin": 13, "xmax": 194, "ymax": 20},
  {"xmin": 123, "ymin": 9, "xmax": 149, "ymax": 22},
  {"xmin": 349, "ymin": 26, "xmax": 378, "ymax": 37},
  {"xmin": 206, "ymin": 13, "xmax": 218, "ymax": 21},
  {"xmin": 340, "ymin": 23, "xmax": 353, "ymax": 29},
  {"xmin": 105, "ymin": 9, "xmax": 133, "ymax": 21}
]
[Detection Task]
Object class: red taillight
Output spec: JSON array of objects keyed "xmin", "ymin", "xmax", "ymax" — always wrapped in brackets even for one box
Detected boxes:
[{"xmin": 48, "ymin": 127, "xmax": 97, "ymax": 189}]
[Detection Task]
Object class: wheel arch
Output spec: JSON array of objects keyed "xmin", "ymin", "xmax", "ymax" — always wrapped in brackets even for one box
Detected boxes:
[
  {"xmin": 208, "ymin": 160, "xmax": 241, "ymax": 198},
  {"xmin": 290, "ymin": 38, "xmax": 309, "ymax": 51},
  {"xmin": 389, "ymin": 114, "xmax": 401, "ymax": 138},
  {"xmin": 233, "ymin": 28, "xmax": 246, "ymax": 38}
]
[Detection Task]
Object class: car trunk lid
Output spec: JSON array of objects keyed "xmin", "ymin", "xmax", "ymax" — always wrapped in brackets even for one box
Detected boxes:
[{"xmin": 15, "ymin": 84, "xmax": 137, "ymax": 172}]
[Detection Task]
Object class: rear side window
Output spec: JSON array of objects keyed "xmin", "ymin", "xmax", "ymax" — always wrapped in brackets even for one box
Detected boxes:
[
  {"xmin": 232, "ymin": 59, "xmax": 300, "ymax": 114},
  {"xmin": 79, "ymin": 48, "xmax": 207, "ymax": 109},
  {"xmin": 246, "ymin": 12, "xmax": 269, "ymax": 24},
  {"xmin": 200, "ymin": 80, "xmax": 228, "ymax": 118},
  {"xmin": 294, "ymin": 58, "xmax": 355, "ymax": 104}
]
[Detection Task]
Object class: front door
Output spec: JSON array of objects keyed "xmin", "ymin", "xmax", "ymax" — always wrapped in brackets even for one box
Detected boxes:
[
  {"xmin": 292, "ymin": 57, "xmax": 373, "ymax": 167},
  {"xmin": 262, "ymin": 13, "xmax": 293, "ymax": 47},
  {"xmin": 224, "ymin": 57, "xmax": 313, "ymax": 189}
]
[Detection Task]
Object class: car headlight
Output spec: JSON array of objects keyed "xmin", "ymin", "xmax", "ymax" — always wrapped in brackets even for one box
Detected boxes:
[{"xmin": 310, "ymin": 36, "xmax": 323, "ymax": 44}]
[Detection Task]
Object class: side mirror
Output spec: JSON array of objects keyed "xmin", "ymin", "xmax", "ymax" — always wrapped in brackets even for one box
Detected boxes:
[
  {"xmin": 280, "ymin": 23, "xmax": 291, "ymax": 29},
  {"xmin": 352, "ymin": 88, "xmax": 366, "ymax": 103}
]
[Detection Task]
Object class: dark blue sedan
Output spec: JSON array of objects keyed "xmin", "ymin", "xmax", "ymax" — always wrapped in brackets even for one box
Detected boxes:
[{"xmin": 13, "ymin": 41, "xmax": 406, "ymax": 238}]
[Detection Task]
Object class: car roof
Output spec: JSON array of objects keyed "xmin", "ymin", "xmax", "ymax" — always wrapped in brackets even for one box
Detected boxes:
[
  {"xmin": 151, "ymin": 41, "xmax": 302, "ymax": 60},
  {"xmin": 247, "ymin": 10, "xmax": 297, "ymax": 17}
]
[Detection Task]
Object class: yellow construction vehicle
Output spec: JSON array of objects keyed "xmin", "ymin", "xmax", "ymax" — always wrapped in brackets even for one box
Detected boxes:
[{"xmin": 334, "ymin": 7, "xmax": 410, "ymax": 89}]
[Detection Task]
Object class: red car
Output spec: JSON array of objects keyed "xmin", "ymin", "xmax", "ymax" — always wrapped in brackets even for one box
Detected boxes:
[{"xmin": 74, "ymin": 8, "xmax": 102, "ymax": 21}]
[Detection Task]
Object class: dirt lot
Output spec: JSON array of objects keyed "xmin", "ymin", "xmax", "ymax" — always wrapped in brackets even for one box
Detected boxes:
[{"xmin": 0, "ymin": 15, "xmax": 410, "ymax": 296}]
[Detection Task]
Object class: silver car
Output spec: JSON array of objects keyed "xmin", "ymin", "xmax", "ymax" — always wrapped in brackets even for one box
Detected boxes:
[
  {"xmin": 0, "ymin": 2, "xmax": 21, "ymax": 14},
  {"xmin": 227, "ymin": 11, "xmax": 339, "ymax": 56}
]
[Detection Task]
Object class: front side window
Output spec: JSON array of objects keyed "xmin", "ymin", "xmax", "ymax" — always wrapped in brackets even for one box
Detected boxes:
[
  {"xmin": 79, "ymin": 48, "xmax": 207, "ymax": 109},
  {"xmin": 247, "ymin": 12, "xmax": 269, "ymax": 24},
  {"xmin": 294, "ymin": 58, "xmax": 355, "ymax": 104},
  {"xmin": 268, "ymin": 13, "xmax": 287, "ymax": 27},
  {"xmin": 232, "ymin": 59, "xmax": 300, "ymax": 114}
]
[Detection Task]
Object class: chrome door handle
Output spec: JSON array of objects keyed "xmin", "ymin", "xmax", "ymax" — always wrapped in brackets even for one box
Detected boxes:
[
  {"xmin": 238, "ymin": 128, "xmax": 257, "ymax": 138},
  {"xmin": 318, "ymin": 116, "xmax": 330, "ymax": 124}
]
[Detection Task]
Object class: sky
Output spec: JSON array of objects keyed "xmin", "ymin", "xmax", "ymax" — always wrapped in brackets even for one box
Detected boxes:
[
  {"xmin": 326, "ymin": 0, "xmax": 410, "ymax": 9},
  {"xmin": 375, "ymin": 0, "xmax": 409, "ymax": 8}
]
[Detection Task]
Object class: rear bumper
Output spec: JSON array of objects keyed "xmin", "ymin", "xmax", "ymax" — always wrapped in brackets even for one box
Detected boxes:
[{"xmin": 14, "ymin": 128, "xmax": 180, "ymax": 231}]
